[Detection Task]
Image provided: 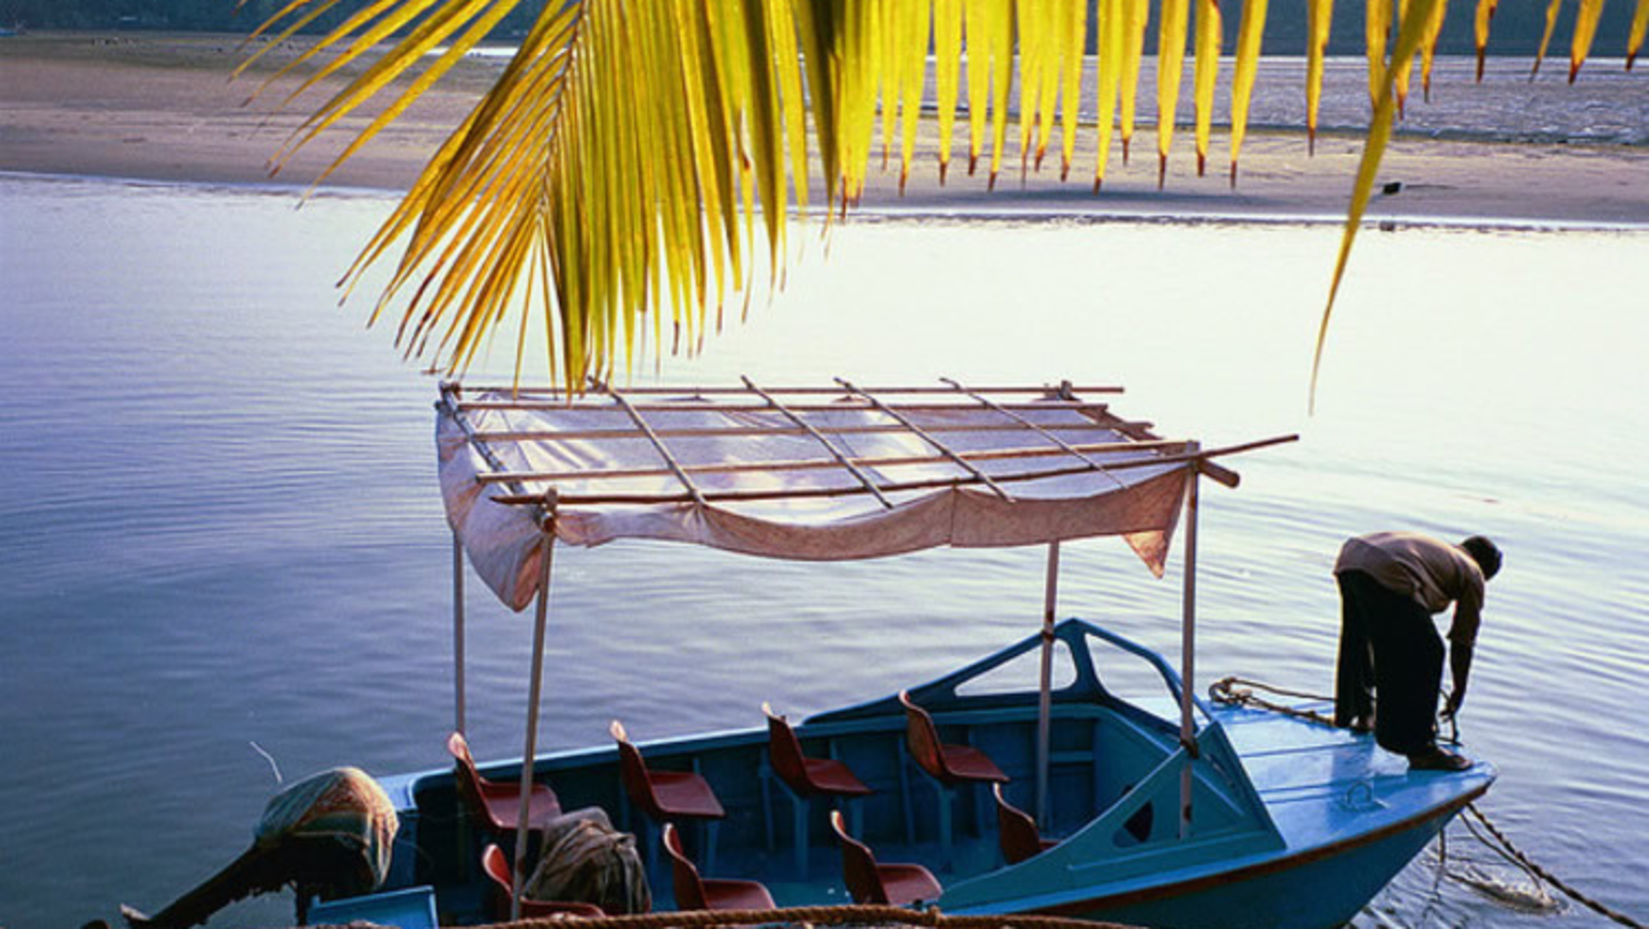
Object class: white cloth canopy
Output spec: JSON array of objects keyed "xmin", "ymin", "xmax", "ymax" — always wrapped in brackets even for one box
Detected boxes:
[{"xmin": 438, "ymin": 383, "xmax": 1194, "ymax": 611}]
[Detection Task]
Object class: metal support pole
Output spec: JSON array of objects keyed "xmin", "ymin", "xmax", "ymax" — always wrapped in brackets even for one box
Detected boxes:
[
  {"xmin": 1179, "ymin": 454, "xmax": 1201, "ymax": 840},
  {"xmin": 1037, "ymin": 540, "xmax": 1060, "ymax": 827},
  {"xmin": 510, "ymin": 529, "xmax": 557, "ymax": 919},
  {"xmin": 453, "ymin": 532, "xmax": 467, "ymax": 736}
]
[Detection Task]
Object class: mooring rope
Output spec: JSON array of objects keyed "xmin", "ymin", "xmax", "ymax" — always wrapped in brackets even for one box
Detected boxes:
[
  {"xmin": 1460, "ymin": 803, "xmax": 1646, "ymax": 929},
  {"xmin": 1208, "ymin": 675, "xmax": 1647, "ymax": 929},
  {"xmin": 313, "ymin": 903, "xmax": 1149, "ymax": 929}
]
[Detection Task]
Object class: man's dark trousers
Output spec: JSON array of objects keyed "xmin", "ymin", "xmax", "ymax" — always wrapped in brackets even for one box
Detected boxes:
[{"xmin": 1335, "ymin": 569, "xmax": 1445, "ymax": 755}]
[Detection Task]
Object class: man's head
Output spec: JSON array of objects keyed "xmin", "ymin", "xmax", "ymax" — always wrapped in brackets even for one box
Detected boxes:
[{"xmin": 1460, "ymin": 535, "xmax": 1502, "ymax": 580}]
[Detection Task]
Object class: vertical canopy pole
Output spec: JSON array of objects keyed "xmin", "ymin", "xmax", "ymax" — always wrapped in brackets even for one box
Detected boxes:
[
  {"xmin": 510, "ymin": 520, "xmax": 557, "ymax": 919},
  {"xmin": 453, "ymin": 531, "xmax": 466, "ymax": 735},
  {"xmin": 1037, "ymin": 540, "xmax": 1061, "ymax": 826},
  {"xmin": 1179, "ymin": 454, "xmax": 1201, "ymax": 840}
]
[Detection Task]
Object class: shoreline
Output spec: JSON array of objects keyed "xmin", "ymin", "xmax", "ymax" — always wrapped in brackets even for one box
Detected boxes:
[
  {"xmin": 11, "ymin": 169, "xmax": 1646, "ymax": 237},
  {"xmin": 3, "ymin": 31, "xmax": 1647, "ymax": 226}
]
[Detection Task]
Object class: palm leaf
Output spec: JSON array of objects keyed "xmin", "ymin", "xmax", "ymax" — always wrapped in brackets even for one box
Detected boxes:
[
  {"xmin": 1631, "ymin": 0, "xmax": 1649, "ymax": 69},
  {"xmin": 1192, "ymin": 0, "xmax": 1223, "ymax": 177},
  {"xmin": 932, "ymin": 0, "xmax": 963, "ymax": 182},
  {"xmin": 1306, "ymin": 0, "xmax": 1332, "ymax": 153},
  {"xmin": 1531, "ymin": 0, "xmax": 1563, "ymax": 78},
  {"xmin": 1059, "ymin": 0, "xmax": 1087, "ymax": 180},
  {"xmin": 1629, "ymin": 0, "xmax": 1642, "ymax": 68},
  {"xmin": 1313, "ymin": 0, "xmax": 1446, "ymax": 410},
  {"xmin": 1420, "ymin": 0, "xmax": 1448, "ymax": 101},
  {"xmin": 247, "ymin": 0, "xmax": 1644, "ymax": 397},
  {"xmin": 1367, "ymin": 0, "xmax": 1391, "ymax": 105},
  {"xmin": 1570, "ymin": 0, "xmax": 1609, "ymax": 81},
  {"xmin": 1118, "ymin": 0, "xmax": 1151, "ymax": 164},
  {"xmin": 1155, "ymin": 0, "xmax": 1190, "ymax": 184},
  {"xmin": 1473, "ymin": 0, "xmax": 1499, "ymax": 81},
  {"xmin": 1229, "ymin": 0, "xmax": 1270, "ymax": 185},
  {"xmin": 1093, "ymin": 0, "xmax": 1126, "ymax": 189}
]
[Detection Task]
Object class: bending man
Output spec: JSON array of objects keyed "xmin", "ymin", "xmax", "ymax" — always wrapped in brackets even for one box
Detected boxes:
[{"xmin": 1333, "ymin": 531, "xmax": 1502, "ymax": 771}]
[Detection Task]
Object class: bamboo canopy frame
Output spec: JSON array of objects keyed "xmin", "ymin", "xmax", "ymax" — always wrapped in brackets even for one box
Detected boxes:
[{"xmin": 435, "ymin": 377, "xmax": 1296, "ymax": 916}]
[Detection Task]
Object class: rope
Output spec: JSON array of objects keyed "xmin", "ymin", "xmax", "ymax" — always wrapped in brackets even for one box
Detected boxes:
[
  {"xmin": 1207, "ymin": 676, "xmax": 1338, "ymax": 727},
  {"xmin": 1462, "ymin": 803, "xmax": 1647, "ymax": 929},
  {"xmin": 1210, "ymin": 674, "xmax": 1647, "ymax": 929},
  {"xmin": 311, "ymin": 904, "xmax": 1151, "ymax": 929}
]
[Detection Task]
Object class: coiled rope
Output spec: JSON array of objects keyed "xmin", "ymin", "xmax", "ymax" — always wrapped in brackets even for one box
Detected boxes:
[
  {"xmin": 314, "ymin": 903, "xmax": 1149, "ymax": 929},
  {"xmin": 1207, "ymin": 675, "xmax": 1646, "ymax": 929}
]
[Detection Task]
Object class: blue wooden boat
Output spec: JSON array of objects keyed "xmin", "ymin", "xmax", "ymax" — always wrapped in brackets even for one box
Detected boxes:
[
  {"xmin": 370, "ymin": 616, "xmax": 1492, "ymax": 929},
  {"xmin": 356, "ymin": 380, "xmax": 1493, "ymax": 928}
]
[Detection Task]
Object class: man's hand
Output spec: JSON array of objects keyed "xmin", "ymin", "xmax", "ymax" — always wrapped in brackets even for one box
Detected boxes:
[{"xmin": 1441, "ymin": 689, "xmax": 1465, "ymax": 721}]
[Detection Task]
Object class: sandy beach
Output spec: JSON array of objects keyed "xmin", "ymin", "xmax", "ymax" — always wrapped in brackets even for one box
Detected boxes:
[{"xmin": 2, "ymin": 31, "xmax": 1646, "ymax": 225}]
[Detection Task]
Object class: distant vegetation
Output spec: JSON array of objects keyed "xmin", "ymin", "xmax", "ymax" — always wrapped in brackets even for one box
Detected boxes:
[
  {"xmin": 0, "ymin": 0, "xmax": 548, "ymax": 38},
  {"xmin": 1, "ymin": 0, "xmax": 1636, "ymax": 59}
]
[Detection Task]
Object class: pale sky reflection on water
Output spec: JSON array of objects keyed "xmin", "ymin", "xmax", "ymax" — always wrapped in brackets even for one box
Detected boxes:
[{"xmin": 1, "ymin": 175, "xmax": 1645, "ymax": 928}]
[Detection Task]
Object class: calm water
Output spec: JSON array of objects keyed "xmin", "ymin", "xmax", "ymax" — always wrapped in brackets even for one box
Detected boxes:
[{"xmin": 2, "ymin": 172, "xmax": 1646, "ymax": 929}]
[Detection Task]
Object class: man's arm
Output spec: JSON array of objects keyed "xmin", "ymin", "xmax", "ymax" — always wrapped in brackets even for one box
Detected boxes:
[{"xmin": 1444, "ymin": 640, "xmax": 1474, "ymax": 719}]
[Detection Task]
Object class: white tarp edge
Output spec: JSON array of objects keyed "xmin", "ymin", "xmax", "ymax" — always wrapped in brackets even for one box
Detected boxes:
[{"xmin": 437, "ymin": 395, "xmax": 1189, "ymax": 612}]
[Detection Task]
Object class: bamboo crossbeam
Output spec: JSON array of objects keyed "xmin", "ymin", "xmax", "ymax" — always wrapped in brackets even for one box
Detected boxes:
[
  {"xmin": 455, "ymin": 399, "xmax": 1117, "ymax": 415},
  {"xmin": 836, "ymin": 377, "xmax": 1014, "ymax": 501},
  {"xmin": 468, "ymin": 419, "xmax": 1157, "ymax": 445},
  {"xmin": 742, "ymin": 375, "xmax": 895, "ymax": 510},
  {"xmin": 941, "ymin": 376, "xmax": 1126, "ymax": 488},
  {"xmin": 452, "ymin": 382, "xmax": 1127, "ymax": 398},
  {"xmin": 473, "ymin": 438, "xmax": 1192, "ymax": 485},
  {"xmin": 486, "ymin": 435, "xmax": 1297, "ymax": 506},
  {"xmin": 594, "ymin": 380, "xmax": 706, "ymax": 506}
]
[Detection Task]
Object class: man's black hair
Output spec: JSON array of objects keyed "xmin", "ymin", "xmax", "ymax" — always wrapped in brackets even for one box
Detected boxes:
[{"xmin": 1461, "ymin": 536, "xmax": 1502, "ymax": 580}]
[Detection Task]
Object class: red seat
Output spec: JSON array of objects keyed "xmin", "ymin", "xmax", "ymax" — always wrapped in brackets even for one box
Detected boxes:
[
  {"xmin": 829, "ymin": 810, "xmax": 942, "ymax": 906},
  {"xmin": 448, "ymin": 731, "xmax": 561, "ymax": 835},
  {"xmin": 663, "ymin": 822, "xmax": 777, "ymax": 911},
  {"xmin": 763, "ymin": 703, "xmax": 873, "ymax": 874},
  {"xmin": 898, "ymin": 691, "xmax": 1009, "ymax": 786},
  {"xmin": 992, "ymin": 783, "xmax": 1058, "ymax": 864},
  {"xmin": 611, "ymin": 719, "xmax": 725, "ymax": 874},
  {"xmin": 610, "ymin": 720, "xmax": 726, "ymax": 822},
  {"xmin": 481, "ymin": 843, "xmax": 604, "ymax": 920},
  {"xmin": 765, "ymin": 703, "xmax": 873, "ymax": 799}
]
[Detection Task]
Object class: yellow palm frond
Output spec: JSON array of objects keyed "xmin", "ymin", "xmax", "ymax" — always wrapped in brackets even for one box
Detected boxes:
[
  {"xmin": 1315, "ymin": 0, "xmax": 1446, "ymax": 410},
  {"xmin": 1570, "ymin": 0, "xmax": 1609, "ymax": 81},
  {"xmin": 1118, "ymin": 0, "xmax": 1151, "ymax": 164},
  {"xmin": 1631, "ymin": 0, "xmax": 1649, "ymax": 68},
  {"xmin": 1093, "ymin": 0, "xmax": 1126, "ymax": 189},
  {"xmin": 1306, "ymin": 0, "xmax": 1333, "ymax": 152},
  {"xmin": 1473, "ymin": 0, "xmax": 1499, "ymax": 81},
  {"xmin": 1532, "ymin": 0, "xmax": 1563, "ymax": 78},
  {"xmin": 1229, "ymin": 0, "xmax": 1269, "ymax": 185},
  {"xmin": 249, "ymin": 0, "xmax": 1645, "ymax": 401},
  {"xmin": 1192, "ymin": 0, "xmax": 1223, "ymax": 176},
  {"xmin": 1155, "ymin": 0, "xmax": 1190, "ymax": 184}
]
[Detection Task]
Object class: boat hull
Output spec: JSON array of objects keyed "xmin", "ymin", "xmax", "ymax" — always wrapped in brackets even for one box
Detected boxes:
[{"xmin": 1030, "ymin": 790, "xmax": 1481, "ymax": 929}]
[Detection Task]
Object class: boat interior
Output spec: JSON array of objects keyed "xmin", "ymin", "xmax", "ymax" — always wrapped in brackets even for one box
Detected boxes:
[{"xmin": 391, "ymin": 619, "xmax": 1287, "ymax": 923}]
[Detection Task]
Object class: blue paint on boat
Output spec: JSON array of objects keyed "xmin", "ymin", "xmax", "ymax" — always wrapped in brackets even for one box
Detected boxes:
[{"xmin": 376, "ymin": 618, "xmax": 1492, "ymax": 928}]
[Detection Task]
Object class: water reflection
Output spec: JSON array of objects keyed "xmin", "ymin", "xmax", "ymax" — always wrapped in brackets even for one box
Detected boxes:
[{"xmin": 1, "ymin": 174, "xmax": 1645, "ymax": 928}]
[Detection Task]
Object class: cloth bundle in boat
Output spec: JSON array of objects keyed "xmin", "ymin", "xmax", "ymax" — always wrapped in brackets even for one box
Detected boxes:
[{"xmin": 524, "ymin": 807, "xmax": 651, "ymax": 914}]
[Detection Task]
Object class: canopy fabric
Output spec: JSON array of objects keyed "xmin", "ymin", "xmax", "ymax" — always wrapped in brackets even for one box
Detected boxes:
[{"xmin": 438, "ymin": 382, "xmax": 1194, "ymax": 611}]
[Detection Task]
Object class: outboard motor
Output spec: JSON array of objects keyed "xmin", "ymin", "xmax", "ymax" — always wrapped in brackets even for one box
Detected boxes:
[{"xmin": 122, "ymin": 766, "xmax": 398, "ymax": 928}]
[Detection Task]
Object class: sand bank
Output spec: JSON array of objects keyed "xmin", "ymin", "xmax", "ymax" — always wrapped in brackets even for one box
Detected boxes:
[{"xmin": 3, "ymin": 32, "xmax": 1646, "ymax": 226}]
